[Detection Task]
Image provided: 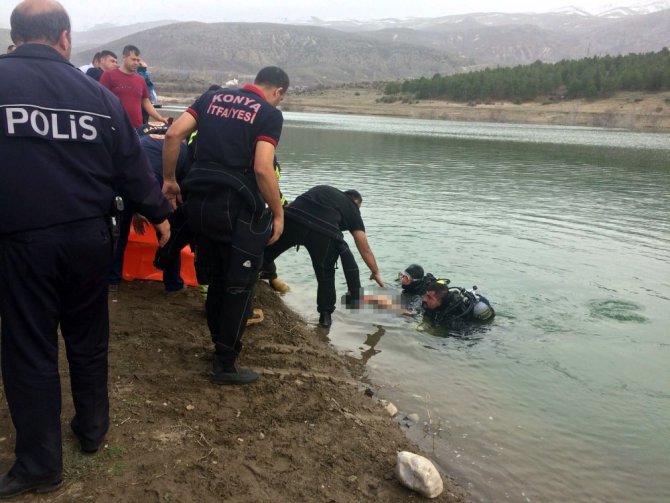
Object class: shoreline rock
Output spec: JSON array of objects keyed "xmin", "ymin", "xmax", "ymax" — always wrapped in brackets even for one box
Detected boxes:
[{"xmin": 396, "ymin": 451, "xmax": 445, "ymax": 498}]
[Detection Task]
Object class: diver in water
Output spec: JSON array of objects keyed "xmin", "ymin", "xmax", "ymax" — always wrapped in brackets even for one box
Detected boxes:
[
  {"xmin": 398, "ymin": 263, "xmax": 435, "ymax": 311},
  {"xmin": 420, "ymin": 280, "xmax": 495, "ymax": 328},
  {"xmin": 399, "ymin": 264, "xmax": 435, "ymax": 295},
  {"xmin": 352, "ymin": 274, "xmax": 495, "ymax": 331}
]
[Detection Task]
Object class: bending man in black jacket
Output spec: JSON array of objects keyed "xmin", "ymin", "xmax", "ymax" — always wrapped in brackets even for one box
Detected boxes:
[{"xmin": 261, "ymin": 185, "xmax": 384, "ymax": 327}]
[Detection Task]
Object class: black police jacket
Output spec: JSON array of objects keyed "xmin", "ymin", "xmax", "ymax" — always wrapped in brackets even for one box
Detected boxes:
[{"xmin": 0, "ymin": 44, "xmax": 170, "ymax": 234}]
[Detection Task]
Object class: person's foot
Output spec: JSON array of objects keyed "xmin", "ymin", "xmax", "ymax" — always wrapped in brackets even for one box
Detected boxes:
[
  {"xmin": 318, "ymin": 312, "xmax": 332, "ymax": 327},
  {"xmin": 269, "ymin": 278, "xmax": 290, "ymax": 293},
  {"xmin": 209, "ymin": 362, "xmax": 259, "ymax": 385},
  {"xmin": 0, "ymin": 472, "xmax": 62, "ymax": 499},
  {"xmin": 70, "ymin": 419, "xmax": 104, "ymax": 454}
]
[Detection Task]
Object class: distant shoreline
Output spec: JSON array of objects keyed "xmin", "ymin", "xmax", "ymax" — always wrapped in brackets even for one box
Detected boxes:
[
  {"xmin": 160, "ymin": 88, "xmax": 670, "ymax": 132},
  {"xmin": 281, "ymin": 88, "xmax": 670, "ymax": 132}
]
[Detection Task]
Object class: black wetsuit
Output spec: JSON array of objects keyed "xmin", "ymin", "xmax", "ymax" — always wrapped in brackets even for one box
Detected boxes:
[
  {"xmin": 423, "ymin": 289, "xmax": 495, "ymax": 329},
  {"xmin": 180, "ymin": 84, "xmax": 283, "ymax": 367},
  {"xmin": 401, "ymin": 273, "xmax": 436, "ymax": 296},
  {"xmin": 400, "ymin": 273, "xmax": 436, "ymax": 310}
]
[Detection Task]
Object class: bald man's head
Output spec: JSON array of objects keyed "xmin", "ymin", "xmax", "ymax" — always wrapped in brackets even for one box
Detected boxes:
[{"xmin": 10, "ymin": 0, "xmax": 70, "ymax": 45}]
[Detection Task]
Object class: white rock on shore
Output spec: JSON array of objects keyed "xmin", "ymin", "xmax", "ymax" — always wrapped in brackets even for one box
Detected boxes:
[
  {"xmin": 395, "ymin": 451, "xmax": 444, "ymax": 498},
  {"xmin": 384, "ymin": 402, "xmax": 398, "ymax": 417}
]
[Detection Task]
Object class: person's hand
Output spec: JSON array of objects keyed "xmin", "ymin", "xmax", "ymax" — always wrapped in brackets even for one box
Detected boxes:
[
  {"xmin": 154, "ymin": 220, "xmax": 171, "ymax": 247},
  {"xmin": 370, "ymin": 271, "xmax": 385, "ymax": 288},
  {"xmin": 267, "ymin": 214, "xmax": 284, "ymax": 245},
  {"xmin": 132, "ymin": 214, "xmax": 148, "ymax": 235},
  {"xmin": 162, "ymin": 180, "xmax": 181, "ymax": 210},
  {"xmin": 158, "ymin": 116, "xmax": 169, "ymax": 125}
]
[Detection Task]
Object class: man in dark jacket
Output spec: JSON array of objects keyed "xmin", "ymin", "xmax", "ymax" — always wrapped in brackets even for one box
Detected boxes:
[
  {"xmin": 0, "ymin": 0, "xmax": 171, "ymax": 497},
  {"xmin": 261, "ymin": 185, "xmax": 385, "ymax": 327}
]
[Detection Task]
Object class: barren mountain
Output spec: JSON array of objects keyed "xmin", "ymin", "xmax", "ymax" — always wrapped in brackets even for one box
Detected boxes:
[
  {"xmin": 353, "ymin": 9, "xmax": 670, "ymax": 66},
  {"xmin": 71, "ymin": 22, "xmax": 467, "ymax": 87},
  {"xmin": 10, "ymin": 5, "xmax": 670, "ymax": 87}
]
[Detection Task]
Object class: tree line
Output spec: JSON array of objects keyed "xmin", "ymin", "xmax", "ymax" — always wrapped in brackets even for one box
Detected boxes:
[{"xmin": 383, "ymin": 48, "xmax": 670, "ymax": 102}]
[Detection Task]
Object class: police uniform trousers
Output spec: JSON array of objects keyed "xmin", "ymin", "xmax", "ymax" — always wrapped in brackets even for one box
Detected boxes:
[
  {"xmin": 185, "ymin": 188, "xmax": 271, "ymax": 365},
  {"xmin": 0, "ymin": 218, "xmax": 111, "ymax": 481},
  {"xmin": 263, "ymin": 220, "xmax": 360, "ymax": 315}
]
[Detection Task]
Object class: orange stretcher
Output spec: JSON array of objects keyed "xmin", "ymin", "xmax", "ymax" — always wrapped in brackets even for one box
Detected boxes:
[{"xmin": 121, "ymin": 225, "xmax": 198, "ymax": 287}]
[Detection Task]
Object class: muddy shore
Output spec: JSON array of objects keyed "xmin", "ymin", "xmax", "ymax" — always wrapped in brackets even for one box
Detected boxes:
[{"xmin": 0, "ymin": 281, "xmax": 467, "ymax": 502}]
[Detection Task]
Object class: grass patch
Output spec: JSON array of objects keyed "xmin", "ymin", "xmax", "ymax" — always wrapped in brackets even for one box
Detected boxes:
[{"xmin": 63, "ymin": 444, "xmax": 126, "ymax": 481}]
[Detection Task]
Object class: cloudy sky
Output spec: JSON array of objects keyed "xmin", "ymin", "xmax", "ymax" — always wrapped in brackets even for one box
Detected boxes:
[{"xmin": 0, "ymin": 1, "xmax": 658, "ymax": 30}]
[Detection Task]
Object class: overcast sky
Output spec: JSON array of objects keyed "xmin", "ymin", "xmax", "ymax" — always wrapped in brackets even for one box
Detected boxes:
[{"xmin": 0, "ymin": 1, "xmax": 657, "ymax": 30}]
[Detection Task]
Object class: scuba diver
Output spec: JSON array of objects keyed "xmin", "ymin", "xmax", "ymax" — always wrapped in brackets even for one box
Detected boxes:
[
  {"xmin": 420, "ymin": 279, "xmax": 495, "ymax": 328},
  {"xmin": 351, "ymin": 273, "xmax": 495, "ymax": 331},
  {"xmin": 399, "ymin": 263, "xmax": 435, "ymax": 295},
  {"xmin": 398, "ymin": 263, "xmax": 436, "ymax": 311}
]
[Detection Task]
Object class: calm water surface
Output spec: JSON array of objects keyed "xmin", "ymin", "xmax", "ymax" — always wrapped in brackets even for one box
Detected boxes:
[{"xmin": 272, "ymin": 113, "xmax": 670, "ymax": 503}]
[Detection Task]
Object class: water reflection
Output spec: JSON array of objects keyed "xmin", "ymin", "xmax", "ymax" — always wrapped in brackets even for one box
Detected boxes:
[{"xmin": 359, "ymin": 325, "xmax": 385, "ymax": 364}]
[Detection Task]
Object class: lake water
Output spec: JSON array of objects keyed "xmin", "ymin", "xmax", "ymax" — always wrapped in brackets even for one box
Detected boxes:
[{"xmin": 272, "ymin": 112, "xmax": 670, "ymax": 503}]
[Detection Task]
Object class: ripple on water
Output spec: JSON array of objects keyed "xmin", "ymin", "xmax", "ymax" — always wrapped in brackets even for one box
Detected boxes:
[{"xmin": 588, "ymin": 299, "xmax": 648, "ymax": 323}]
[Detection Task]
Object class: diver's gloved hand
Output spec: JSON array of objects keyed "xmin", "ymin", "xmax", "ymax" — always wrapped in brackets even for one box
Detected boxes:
[{"xmin": 270, "ymin": 278, "xmax": 290, "ymax": 293}]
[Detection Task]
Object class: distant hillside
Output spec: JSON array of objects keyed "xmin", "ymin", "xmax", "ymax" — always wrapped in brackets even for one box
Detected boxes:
[
  {"xmin": 72, "ymin": 22, "xmax": 467, "ymax": 89},
  {"xmin": 72, "ymin": 20, "xmax": 178, "ymax": 54},
  {"xmin": 386, "ymin": 49, "xmax": 670, "ymax": 103},
  {"xmin": 12, "ymin": 6, "xmax": 670, "ymax": 90},
  {"xmin": 353, "ymin": 9, "xmax": 670, "ymax": 66},
  {"xmin": 1, "ymin": 22, "xmax": 175, "ymax": 56}
]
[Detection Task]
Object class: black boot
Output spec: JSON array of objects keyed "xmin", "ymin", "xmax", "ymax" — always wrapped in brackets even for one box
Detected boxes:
[
  {"xmin": 71, "ymin": 418, "xmax": 105, "ymax": 454},
  {"xmin": 209, "ymin": 358, "xmax": 259, "ymax": 385},
  {"xmin": 0, "ymin": 472, "xmax": 62, "ymax": 499},
  {"xmin": 318, "ymin": 312, "xmax": 332, "ymax": 327}
]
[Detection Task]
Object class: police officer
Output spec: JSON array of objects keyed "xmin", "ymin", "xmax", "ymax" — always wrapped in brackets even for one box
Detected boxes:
[
  {"xmin": 163, "ymin": 67, "xmax": 288, "ymax": 385},
  {"xmin": 0, "ymin": 1, "xmax": 171, "ymax": 497}
]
